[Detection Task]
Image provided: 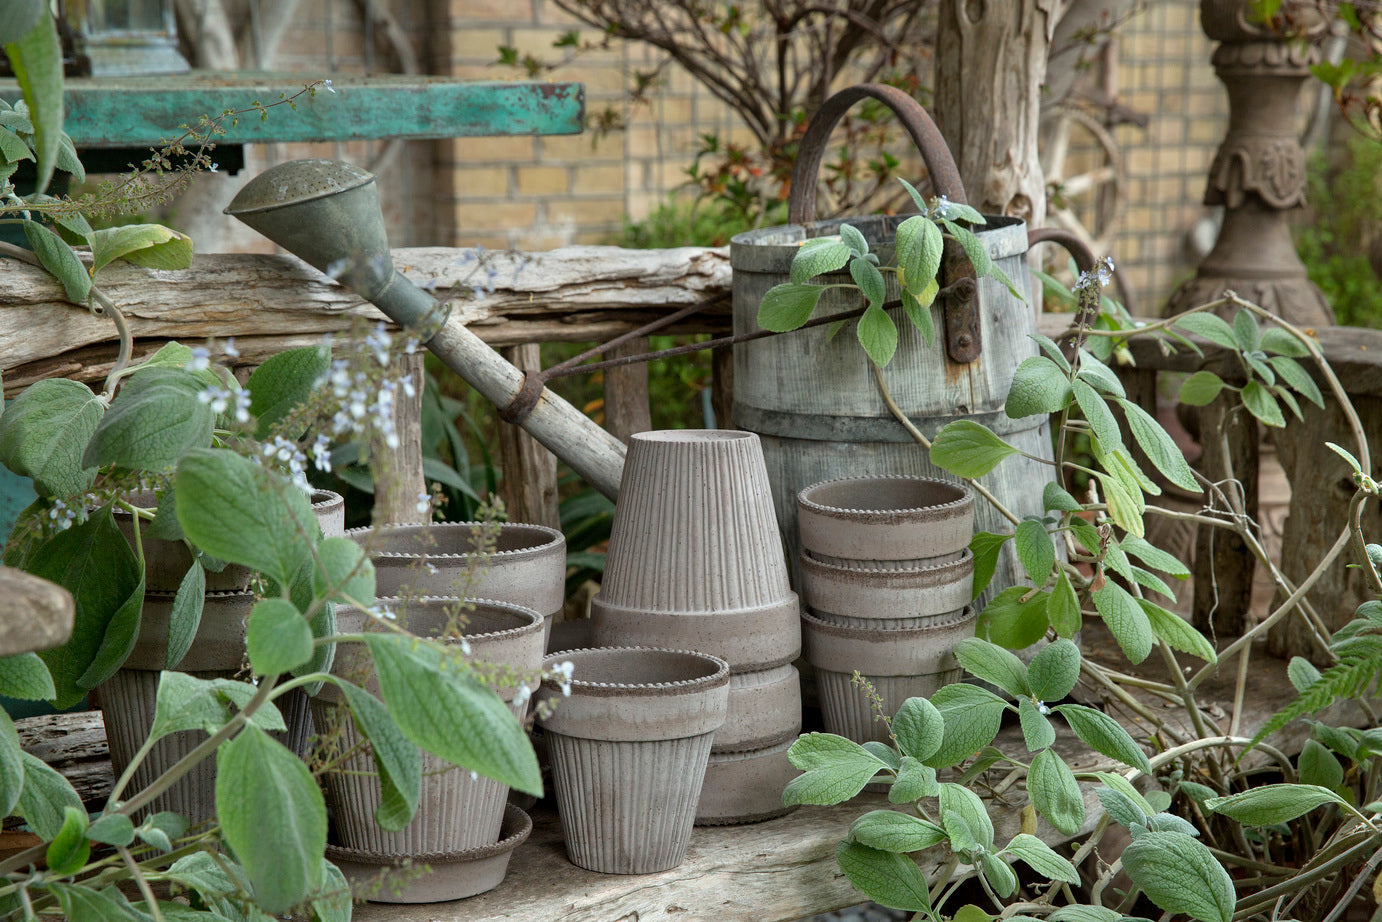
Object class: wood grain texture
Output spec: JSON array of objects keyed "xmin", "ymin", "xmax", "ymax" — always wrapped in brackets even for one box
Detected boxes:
[
  {"xmin": 0, "ymin": 246, "xmax": 732, "ymax": 397},
  {"xmin": 603, "ymin": 338, "xmax": 652, "ymax": 444},
  {"xmin": 14, "ymin": 711, "xmax": 112, "ymax": 808},
  {"xmin": 373, "ymin": 353, "xmax": 428, "ymax": 526}
]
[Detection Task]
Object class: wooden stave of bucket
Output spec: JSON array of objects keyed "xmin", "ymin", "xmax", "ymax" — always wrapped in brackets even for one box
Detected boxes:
[{"xmin": 730, "ymin": 213, "xmax": 1055, "ymax": 608}]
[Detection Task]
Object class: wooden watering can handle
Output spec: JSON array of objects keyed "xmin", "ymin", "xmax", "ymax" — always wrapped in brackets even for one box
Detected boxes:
[{"xmin": 788, "ymin": 84, "xmax": 968, "ymax": 225}]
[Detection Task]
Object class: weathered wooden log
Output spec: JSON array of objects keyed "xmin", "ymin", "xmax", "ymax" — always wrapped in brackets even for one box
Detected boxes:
[
  {"xmin": 0, "ymin": 245, "xmax": 733, "ymax": 397},
  {"xmin": 14, "ymin": 710, "xmax": 112, "ymax": 808},
  {"xmin": 498, "ymin": 344, "xmax": 560, "ymax": 529}
]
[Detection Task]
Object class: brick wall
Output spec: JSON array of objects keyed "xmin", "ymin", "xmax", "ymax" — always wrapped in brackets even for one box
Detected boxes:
[{"xmin": 262, "ymin": 0, "xmax": 1233, "ymax": 311}]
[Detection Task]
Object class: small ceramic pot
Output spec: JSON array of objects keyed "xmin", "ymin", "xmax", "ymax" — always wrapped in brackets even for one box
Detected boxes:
[
  {"xmin": 801, "ymin": 607, "xmax": 977, "ymax": 744},
  {"xmin": 116, "ymin": 489, "xmax": 344, "ymax": 592},
  {"xmin": 349, "ymin": 522, "xmax": 565, "ymax": 646},
  {"xmin": 536, "ymin": 646, "xmax": 729, "ymax": 874},
  {"xmin": 799, "ymin": 549, "xmax": 974, "ymax": 630},
  {"xmin": 326, "ymin": 804, "xmax": 532, "ymax": 903},
  {"xmin": 316, "ymin": 598, "xmax": 544, "ymax": 855},
  {"xmin": 797, "ymin": 475, "xmax": 974, "ymax": 565},
  {"xmin": 713, "ymin": 663, "xmax": 801, "ymax": 753},
  {"xmin": 97, "ymin": 590, "xmax": 257, "ymax": 822}
]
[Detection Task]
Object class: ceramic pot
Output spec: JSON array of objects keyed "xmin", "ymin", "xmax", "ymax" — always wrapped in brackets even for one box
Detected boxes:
[
  {"xmin": 797, "ymin": 475, "xmax": 974, "ymax": 566},
  {"xmin": 695, "ymin": 736, "xmax": 800, "ymax": 825},
  {"xmin": 97, "ymin": 590, "xmax": 257, "ymax": 822},
  {"xmin": 348, "ymin": 522, "xmax": 564, "ymax": 647},
  {"xmin": 326, "ymin": 804, "xmax": 531, "ymax": 904},
  {"xmin": 315, "ymin": 597, "xmax": 543, "ymax": 855},
  {"xmin": 115, "ymin": 489, "xmax": 345, "ymax": 592},
  {"xmin": 799, "ymin": 550, "xmax": 974, "ymax": 630},
  {"xmin": 801, "ymin": 607, "xmax": 977, "ymax": 744},
  {"xmin": 536, "ymin": 646, "xmax": 729, "ymax": 874}
]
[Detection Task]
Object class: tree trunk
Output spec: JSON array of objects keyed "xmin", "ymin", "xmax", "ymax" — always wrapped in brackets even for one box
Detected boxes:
[{"xmin": 933, "ymin": 0, "xmax": 1058, "ymax": 224}]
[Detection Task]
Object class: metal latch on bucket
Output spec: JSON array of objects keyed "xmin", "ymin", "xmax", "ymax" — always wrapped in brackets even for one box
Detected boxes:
[{"xmin": 940, "ymin": 239, "xmax": 981, "ymax": 365}]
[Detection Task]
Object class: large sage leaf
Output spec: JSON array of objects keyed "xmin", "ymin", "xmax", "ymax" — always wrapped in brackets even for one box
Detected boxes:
[
  {"xmin": 149, "ymin": 671, "xmax": 285, "ymax": 744},
  {"xmin": 365, "ymin": 634, "xmax": 542, "ymax": 796},
  {"xmin": 175, "ymin": 448, "xmax": 317, "ymax": 585},
  {"xmin": 216, "ymin": 725, "xmax": 326, "ymax": 914},
  {"xmin": 5, "ymin": 10, "xmax": 62, "ymax": 193},
  {"xmin": 246, "ymin": 598, "xmax": 314, "ymax": 676},
  {"xmin": 1028, "ymin": 638, "xmax": 1081, "ymax": 701},
  {"xmin": 835, "ymin": 841, "xmax": 932, "ymax": 912},
  {"xmin": 1001, "ymin": 832, "xmax": 1081, "ymax": 883},
  {"xmin": 24, "ymin": 220, "xmax": 90, "ymax": 303},
  {"xmin": 1121, "ymin": 831, "xmax": 1234, "ymax": 922},
  {"xmin": 0, "ymin": 652, "xmax": 55, "ymax": 700},
  {"xmin": 930, "ymin": 420, "xmax": 1018, "ymax": 478},
  {"xmin": 784, "ymin": 732, "xmax": 891, "ymax": 806},
  {"xmin": 84, "ymin": 368, "xmax": 213, "ymax": 472},
  {"xmin": 0, "ymin": 708, "xmax": 23, "ymax": 817},
  {"xmin": 1028, "ymin": 747, "xmax": 1085, "ymax": 834},
  {"xmin": 247, "ymin": 345, "xmax": 330, "ymax": 438},
  {"xmin": 334, "ymin": 679, "xmax": 422, "ymax": 831},
  {"xmin": 925, "ymin": 683, "xmax": 1008, "ymax": 769},
  {"xmin": 849, "ymin": 810, "xmax": 947, "ymax": 853},
  {"xmin": 891, "ymin": 697, "xmax": 943, "ymax": 763},
  {"xmin": 1054, "ymin": 703, "xmax": 1151, "ymax": 773},
  {"xmin": 89, "ymin": 224, "xmax": 193, "ymax": 274},
  {"xmin": 940, "ymin": 782, "xmax": 994, "ymax": 851},
  {"xmin": 952, "ymin": 638, "xmax": 1030, "ymax": 697},
  {"xmin": 1204, "ymin": 783, "xmax": 1344, "ymax": 825},
  {"xmin": 1005, "ymin": 356, "xmax": 1073, "ymax": 418},
  {"xmin": 16, "ymin": 751, "xmax": 84, "ymax": 839},
  {"xmin": 29, "ymin": 506, "xmax": 142, "ymax": 708},
  {"xmin": 0, "ymin": 378, "xmax": 103, "ymax": 496}
]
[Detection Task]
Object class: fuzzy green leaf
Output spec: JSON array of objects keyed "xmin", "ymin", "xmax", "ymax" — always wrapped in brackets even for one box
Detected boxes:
[
  {"xmin": 926, "ymin": 684, "xmax": 1008, "ymax": 769},
  {"xmin": 930, "ymin": 420, "xmax": 1018, "ymax": 478},
  {"xmin": 835, "ymin": 841, "xmax": 932, "ymax": 912},
  {"xmin": 1204, "ymin": 783, "xmax": 1344, "ymax": 825},
  {"xmin": 247, "ymin": 598, "xmax": 314, "ymax": 676},
  {"xmin": 1140, "ymin": 600, "xmax": 1216, "ymax": 663},
  {"xmin": 1014, "ymin": 518, "xmax": 1056, "ymax": 586},
  {"xmin": 1029, "ymin": 747, "xmax": 1085, "ymax": 834},
  {"xmin": 1019, "ymin": 697, "xmax": 1056, "ymax": 751},
  {"xmin": 969, "ymin": 531, "xmax": 1011, "ymax": 600},
  {"xmin": 1092, "ymin": 581, "xmax": 1154, "ymax": 664},
  {"xmin": 1241, "ymin": 380, "xmax": 1285, "ymax": 427},
  {"xmin": 891, "ymin": 697, "xmax": 943, "ymax": 762},
  {"xmin": 900, "ymin": 285, "xmax": 936, "ymax": 345},
  {"xmin": 849, "ymin": 809, "xmax": 948, "ymax": 853},
  {"xmin": 757, "ymin": 282, "xmax": 826, "ymax": 332},
  {"xmin": 5, "ymin": 11, "xmax": 62, "ymax": 193},
  {"xmin": 976, "ymin": 586, "xmax": 1051, "ymax": 651},
  {"xmin": 0, "ymin": 652, "xmax": 54, "ymax": 700},
  {"xmin": 1048, "ymin": 569, "xmax": 1082, "ymax": 638},
  {"xmin": 1116, "ymin": 398, "xmax": 1200, "ymax": 492},
  {"xmin": 953, "ymin": 637, "xmax": 1031, "ymax": 696},
  {"xmin": 789, "ymin": 239, "xmax": 851, "ymax": 283},
  {"xmin": 1178, "ymin": 370, "xmax": 1226, "ymax": 407},
  {"xmin": 247, "ymin": 345, "xmax": 331, "ymax": 439},
  {"xmin": 0, "ymin": 378, "xmax": 103, "ymax": 496},
  {"xmin": 89, "ymin": 224, "xmax": 193, "ymax": 275},
  {"xmin": 785, "ymin": 733, "xmax": 891, "ymax": 805},
  {"xmin": 1001, "ymin": 832, "xmax": 1082, "ymax": 883},
  {"xmin": 1055, "ymin": 703, "xmax": 1152, "ymax": 773},
  {"xmin": 1268, "ymin": 355, "xmax": 1325, "ymax": 408},
  {"xmin": 1028, "ymin": 638, "xmax": 1081, "ymax": 701},
  {"xmin": 856, "ymin": 304, "xmax": 898, "ymax": 367},
  {"xmin": 1172, "ymin": 312, "xmax": 1238, "ymax": 350},
  {"xmin": 1005, "ymin": 357, "xmax": 1073, "ymax": 418},
  {"xmin": 1122, "ymin": 832, "xmax": 1234, "ymax": 922},
  {"xmin": 1073, "ymin": 378, "xmax": 1122, "ymax": 451},
  {"xmin": 24, "ymin": 220, "xmax": 90, "ymax": 303}
]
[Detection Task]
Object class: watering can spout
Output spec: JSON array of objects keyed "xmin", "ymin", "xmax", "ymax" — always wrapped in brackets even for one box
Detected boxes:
[{"xmin": 225, "ymin": 159, "xmax": 627, "ymax": 500}]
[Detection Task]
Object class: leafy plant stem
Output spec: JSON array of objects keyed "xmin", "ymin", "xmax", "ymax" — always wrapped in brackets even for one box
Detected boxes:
[
  {"xmin": 1079, "ymin": 659, "xmax": 1189, "ymax": 746},
  {"xmin": 928, "ymin": 854, "xmax": 960, "ymax": 905},
  {"xmin": 1350, "ymin": 490, "xmax": 1382, "ymax": 596},
  {"xmin": 1229, "ymin": 626, "xmax": 1251, "ymax": 740},
  {"xmin": 1318, "ymin": 844, "xmax": 1382, "ymax": 922},
  {"xmin": 117, "ymin": 845, "xmax": 165, "ymax": 922},
  {"xmin": 1230, "ymin": 831, "xmax": 1378, "ymax": 919},
  {"xmin": 1088, "ymin": 857, "xmax": 1124, "ymax": 907},
  {"xmin": 1140, "ymin": 735, "xmax": 1296, "ymax": 783},
  {"xmin": 105, "ymin": 729, "xmax": 158, "ymax": 807},
  {"xmin": 1204, "ymin": 843, "xmax": 1294, "ymax": 874},
  {"xmin": 871, "ymin": 363, "xmax": 1021, "ymax": 526},
  {"xmin": 0, "ymin": 239, "xmax": 133, "ymax": 399}
]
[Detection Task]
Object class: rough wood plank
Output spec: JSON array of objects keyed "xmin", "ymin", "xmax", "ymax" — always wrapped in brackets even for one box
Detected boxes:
[
  {"xmin": 0, "ymin": 567, "xmax": 75, "ymax": 656},
  {"xmin": 711, "ymin": 345, "xmax": 734, "ymax": 430},
  {"xmin": 14, "ymin": 711, "xmax": 112, "ymax": 808},
  {"xmin": 498, "ymin": 345, "xmax": 560, "ymax": 529},
  {"xmin": 602, "ymin": 338, "xmax": 652, "ymax": 444},
  {"xmin": 0, "ymin": 246, "xmax": 732, "ymax": 397},
  {"xmin": 1191, "ymin": 399, "xmax": 1257, "ymax": 637}
]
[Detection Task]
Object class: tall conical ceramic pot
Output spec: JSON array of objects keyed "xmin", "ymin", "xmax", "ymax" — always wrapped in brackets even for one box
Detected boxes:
[
  {"xmin": 348, "ymin": 522, "xmax": 564, "ymax": 647},
  {"xmin": 314, "ymin": 597, "xmax": 544, "ymax": 859},
  {"xmin": 587, "ymin": 429, "xmax": 802, "ymax": 824},
  {"xmin": 535, "ymin": 646, "xmax": 729, "ymax": 874}
]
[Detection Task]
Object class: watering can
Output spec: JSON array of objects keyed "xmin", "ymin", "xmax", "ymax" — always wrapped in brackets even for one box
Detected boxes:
[{"xmin": 224, "ymin": 160, "xmax": 628, "ymax": 500}]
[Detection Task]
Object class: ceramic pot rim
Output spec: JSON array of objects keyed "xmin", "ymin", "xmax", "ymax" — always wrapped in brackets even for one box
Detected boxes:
[
  {"xmin": 346, "ymin": 521, "xmax": 564, "ymax": 563},
  {"xmin": 324, "ymin": 804, "xmax": 531, "ymax": 866},
  {"xmin": 339, "ymin": 596, "xmax": 543, "ymax": 644},
  {"xmin": 797, "ymin": 475, "xmax": 973, "ymax": 519},
  {"xmin": 800, "ymin": 547, "xmax": 975, "ymax": 579},
  {"xmin": 801, "ymin": 606, "xmax": 976, "ymax": 639},
  {"xmin": 541, "ymin": 646, "xmax": 730, "ymax": 697},
  {"xmin": 116, "ymin": 488, "xmax": 341, "ymax": 513},
  {"xmin": 629, "ymin": 429, "xmax": 757, "ymax": 445}
]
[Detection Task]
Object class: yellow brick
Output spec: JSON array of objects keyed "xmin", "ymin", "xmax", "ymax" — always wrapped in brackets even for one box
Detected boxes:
[
  {"xmin": 451, "ymin": 165, "xmax": 512, "ymax": 196},
  {"xmin": 570, "ymin": 64, "xmax": 628, "ymax": 96},
  {"xmin": 573, "ymin": 163, "xmax": 625, "ymax": 193},
  {"xmin": 539, "ymin": 132, "xmax": 622, "ymax": 161},
  {"xmin": 451, "ymin": 232, "xmax": 512, "ymax": 249},
  {"xmin": 626, "ymin": 125, "xmax": 661, "ymax": 160},
  {"xmin": 508, "ymin": 26, "xmax": 568, "ymax": 58},
  {"xmin": 513, "ymin": 229, "xmax": 575, "ymax": 250},
  {"xmin": 451, "ymin": 26, "xmax": 508, "ymax": 59},
  {"xmin": 453, "ymin": 200, "xmax": 538, "ymax": 232},
  {"xmin": 548, "ymin": 196, "xmax": 625, "ymax": 225},
  {"xmin": 450, "ymin": 0, "xmax": 531, "ymax": 23},
  {"xmin": 450, "ymin": 135, "xmax": 536, "ymax": 162},
  {"xmin": 517, "ymin": 164, "xmax": 570, "ymax": 195}
]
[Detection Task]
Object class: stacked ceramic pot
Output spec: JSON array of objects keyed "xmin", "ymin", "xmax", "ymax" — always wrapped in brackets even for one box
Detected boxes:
[
  {"xmin": 99, "ymin": 489, "xmax": 344, "ymax": 821},
  {"xmin": 588, "ymin": 430, "xmax": 802, "ymax": 825},
  {"xmin": 348, "ymin": 522, "xmax": 565, "ymax": 649},
  {"xmin": 317, "ymin": 597, "xmax": 541, "ymax": 902},
  {"xmin": 536, "ymin": 646, "xmax": 729, "ymax": 873},
  {"xmin": 797, "ymin": 476, "xmax": 976, "ymax": 744}
]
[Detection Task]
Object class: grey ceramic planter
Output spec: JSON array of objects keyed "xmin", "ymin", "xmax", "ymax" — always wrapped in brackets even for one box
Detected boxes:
[
  {"xmin": 326, "ymin": 804, "xmax": 532, "ymax": 903},
  {"xmin": 97, "ymin": 589, "xmax": 257, "ymax": 822},
  {"xmin": 348, "ymin": 522, "xmax": 565, "ymax": 646},
  {"xmin": 801, "ymin": 607, "xmax": 977, "ymax": 744},
  {"xmin": 536, "ymin": 646, "xmax": 729, "ymax": 874},
  {"xmin": 316, "ymin": 597, "xmax": 544, "ymax": 855},
  {"xmin": 695, "ymin": 736, "xmax": 800, "ymax": 826},
  {"xmin": 116, "ymin": 489, "xmax": 344, "ymax": 592},
  {"xmin": 797, "ymin": 475, "xmax": 974, "ymax": 565},
  {"xmin": 799, "ymin": 549, "xmax": 974, "ymax": 629}
]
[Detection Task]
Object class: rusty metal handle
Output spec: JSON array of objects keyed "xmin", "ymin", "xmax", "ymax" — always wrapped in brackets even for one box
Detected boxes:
[
  {"xmin": 789, "ymin": 84, "xmax": 968, "ymax": 225},
  {"xmin": 1026, "ymin": 227, "xmax": 1098, "ymax": 274}
]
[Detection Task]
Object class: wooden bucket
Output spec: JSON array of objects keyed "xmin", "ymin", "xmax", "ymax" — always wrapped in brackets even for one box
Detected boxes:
[{"xmin": 730, "ymin": 85, "xmax": 1059, "ymax": 606}]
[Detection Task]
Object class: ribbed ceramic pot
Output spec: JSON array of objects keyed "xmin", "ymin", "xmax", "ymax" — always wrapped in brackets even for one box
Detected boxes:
[
  {"xmin": 96, "ymin": 590, "xmax": 257, "ymax": 822},
  {"xmin": 115, "ymin": 489, "xmax": 345, "ymax": 592},
  {"xmin": 801, "ymin": 607, "xmax": 977, "ymax": 744},
  {"xmin": 536, "ymin": 647, "xmax": 729, "ymax": 874},
  {"xmin": 315, "ymin": 598, "xmax": 544, "ymax": 855},
  {"xmin": 326, "ymin": 805, "xmax": 532, "ymax": 903},
  {"xmin": 797, "ymin": 475, "xmax": 974, "ymax": 566},
  {"xmin": 799, "ymin": 550, "xmax": 974, "ymax": 630},
  {"xmin": 348, "ymin": 522, "xmax": 565, "ymax": 647}
]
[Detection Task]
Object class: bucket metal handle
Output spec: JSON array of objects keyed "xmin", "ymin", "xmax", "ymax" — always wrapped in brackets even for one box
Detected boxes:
[{"xmin": 788, "ymin": 84, "xmax": 968, "ymax": 225}]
